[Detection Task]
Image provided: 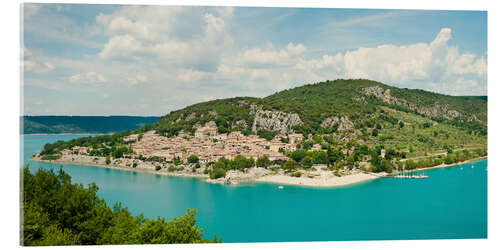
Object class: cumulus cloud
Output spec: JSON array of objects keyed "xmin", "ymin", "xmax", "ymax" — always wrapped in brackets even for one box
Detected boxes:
[
  {"xmin": 128, "ymin": 74, "xmax": 148, "ymax": 85},
  {"xmin": 91, "ymin": 6, "xmax": 486, "ymax": 98},
  {"xmin": 69, "ymin": 72, "xmax": 107, "ymax": 84},
  {"xmin": 96, "ymin": 6, "xmax": 233, "ymax": 71},
  {"xmin": 22, "ymin": 48, "xmax": 55, "ymax": 74}
]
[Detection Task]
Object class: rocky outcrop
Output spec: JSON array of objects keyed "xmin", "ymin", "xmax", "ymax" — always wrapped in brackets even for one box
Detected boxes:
[
  {"xmin": 321, "ymin": 116, "xmax": 354, "ymax": 131},
  {"xmin": 250, "ymin": 106, "xmax": 303, "ymax": 134},
  {"xmin": 185, "ymin": 113, "xmax": 196, "ymax": 121},
  {"xmin": 362, "ymin": 86, "xmax": 462, "ymax": 120},
  {"xmin": 232, "ymin": 120, "xmax": 248, "ymax": 129}
]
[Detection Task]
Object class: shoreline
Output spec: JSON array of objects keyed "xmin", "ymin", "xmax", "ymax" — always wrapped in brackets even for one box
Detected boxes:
[{"xmin": 29, "ymin": 156, "xmax": 487, "ymax": 188}]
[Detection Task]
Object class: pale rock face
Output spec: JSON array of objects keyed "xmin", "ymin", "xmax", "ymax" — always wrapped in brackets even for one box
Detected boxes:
[
  {"xmin": 362, "ymin": 86, "xmax": 462, "ymax": 120},
  {"xmin": 233, "ymin": 120, "xmax": 248, "ymax": 129},
  {"xmin": 250, "ymin": 107, "xmax": 303, "ymax": 134},
  {"xmin": 321, "ymin": 116, "xmax": 354, "ymax": 131},
  {"xmin": 185, "ymin": 113, "xmax": 196, "ymax": 121},
  {"xmin": 204, "ymin": 121, "xmax": 217, "ymax": 128}
]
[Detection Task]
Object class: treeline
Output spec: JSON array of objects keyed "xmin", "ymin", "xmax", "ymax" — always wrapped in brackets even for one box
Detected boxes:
[
  {"xmin": 22, "ymin": 167, "xmax": 221, "ymax": 246},
  {"xmin": 397, "ymin": 148, "xmax": 487, "ymax": 170},
  {"xmin": 40, "ymin": 130, "xmax": 136, "ymax": 156},
  {"xmin": 206, "ymin": 156, "xmax": 257, "ymax": 179}
]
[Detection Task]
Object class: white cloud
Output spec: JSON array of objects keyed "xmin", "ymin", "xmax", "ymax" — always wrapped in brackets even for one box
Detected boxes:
[
  {"xmin": 96, "ymin": 6, "xmax": 233, "ymax": 70},
  {"xmin": 22, "ymin": 48, "xmax": 55, "ymax": 74},
  {"xmin": 69, "ymin": 72, "xmax": 107, "ymax": 84},
  {"xmin": 128, "ymin": 74, "xmax": 148, "ymax": 85}
]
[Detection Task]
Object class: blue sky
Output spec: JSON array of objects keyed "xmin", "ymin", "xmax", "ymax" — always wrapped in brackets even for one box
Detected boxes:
[{"xmin": 22, "ymin": 4, "xmax": 487, "ymax": 116}]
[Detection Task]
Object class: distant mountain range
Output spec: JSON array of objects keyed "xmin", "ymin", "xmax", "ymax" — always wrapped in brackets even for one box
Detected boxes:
[{"xmin": 22, "ymin": 116, "xmax": 159, "ymax": 134}]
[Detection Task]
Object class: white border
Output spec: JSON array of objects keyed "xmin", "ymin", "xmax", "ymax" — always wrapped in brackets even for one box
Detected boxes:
[{"xmin": 2, "ymin": 0, "xmax": 498, "ymax": 250}]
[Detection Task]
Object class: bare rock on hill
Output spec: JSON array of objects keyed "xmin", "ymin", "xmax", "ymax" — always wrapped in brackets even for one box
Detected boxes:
[
  {"xmin": 250, "ymin": 106, "xmax": 303, "ymax": 134},
  {"xmin": 321, "ymin": 116, "xmax": 354, "ymax": 131}
]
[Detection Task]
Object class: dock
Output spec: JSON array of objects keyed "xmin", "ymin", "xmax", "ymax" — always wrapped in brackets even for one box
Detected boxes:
[{"xmin": 393, "ymin": 175, "xmax": 428, "ymax": 179}]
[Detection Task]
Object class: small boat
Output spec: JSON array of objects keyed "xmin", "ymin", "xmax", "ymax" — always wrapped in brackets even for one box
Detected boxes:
[{"xmin": 278, "ymin": 186, "xmax": 284, "ymax": 189}]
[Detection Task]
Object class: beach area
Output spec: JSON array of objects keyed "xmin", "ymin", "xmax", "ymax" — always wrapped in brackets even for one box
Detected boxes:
[{"xmin": 29, "ymin": 153, "xmax": 486, "ymax": 188}]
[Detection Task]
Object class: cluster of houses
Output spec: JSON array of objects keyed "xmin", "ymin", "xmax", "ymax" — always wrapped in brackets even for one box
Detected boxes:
[{"xmin": 123, "ymin": 122, "xmax": 307, "ymax": 163}]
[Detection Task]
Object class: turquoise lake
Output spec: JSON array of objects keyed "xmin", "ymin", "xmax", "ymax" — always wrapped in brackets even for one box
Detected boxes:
[{"xmin": 21, "ymin": 134, "xmax": 487, "ymax": 242}]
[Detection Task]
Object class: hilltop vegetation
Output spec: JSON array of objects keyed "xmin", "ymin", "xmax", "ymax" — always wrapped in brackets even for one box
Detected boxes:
[{"xmin": 145, "ymin": 79, "xmax": 486, "ymax": 137}]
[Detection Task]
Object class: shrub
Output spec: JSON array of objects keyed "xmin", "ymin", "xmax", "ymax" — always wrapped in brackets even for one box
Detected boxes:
[
  {"xmin": 290, "ymin": 172, "xmax": 302, "ymax": 177},
  {"xmin": 187, "ymin": 155, "xmax": 199, "ymax": 164},
  {"xmin": 155, "ymin": 165, "xmax": 162, "ymax": 171},
  {"xmin": 209, "ymin": 167, "xmax": 226, "ymax": 179}
]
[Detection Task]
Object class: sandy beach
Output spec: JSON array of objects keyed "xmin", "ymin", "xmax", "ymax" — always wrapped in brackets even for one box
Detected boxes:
[{"xmin": 30, "ymin": 154, "xmax": 486, "ymax": 188}]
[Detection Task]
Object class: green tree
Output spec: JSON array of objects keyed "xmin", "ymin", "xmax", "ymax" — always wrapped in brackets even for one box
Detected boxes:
[
  {"xmin": 256, "ymin": 156, "xmax": 271, "ymax": 168},
  {"xmin": 22, "ymin": 167, "xmax": 221, "ymax": 246},
  {"xmin": 187, "ymin": 155, "xmax": 199, "ymax": 164},
  {"xmin": 290, "ymin": 150, "xmax": 307, "ymax": 162},
  {"xmin": 282, "ymin": 160, "xmax": 297, "ymax": 171},
  {"xmin": 300, "ymin": 156, "xmax": 313, "ymax": 167}
]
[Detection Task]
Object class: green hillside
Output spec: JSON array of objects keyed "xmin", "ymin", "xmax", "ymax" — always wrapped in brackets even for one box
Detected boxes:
[{"xmin": 147, "ymin": 79, "xmax": 486, "ymax": 136}]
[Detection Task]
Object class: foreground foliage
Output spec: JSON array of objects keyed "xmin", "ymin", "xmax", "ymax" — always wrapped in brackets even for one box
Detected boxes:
[{"xmin": 21, "ymin": 167, "xmax": 221, "ymax": 246}]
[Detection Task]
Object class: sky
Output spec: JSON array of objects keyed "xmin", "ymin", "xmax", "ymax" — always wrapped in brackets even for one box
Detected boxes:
[{"xmin": 21, "ymin": 4, "xmax": 487, "ymax": 116}]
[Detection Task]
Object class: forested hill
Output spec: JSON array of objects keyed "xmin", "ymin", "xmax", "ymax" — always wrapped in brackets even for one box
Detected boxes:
[
  {"xmin": 148, "ymin": 79, "xmax": 487, "ymax": 137},
  {"xmin": 22, "ymin": 116, "xmax": 159, "ymax": 134}
]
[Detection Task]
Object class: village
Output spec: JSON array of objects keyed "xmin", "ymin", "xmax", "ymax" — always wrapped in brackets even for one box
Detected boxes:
[{"xmin": 124, "ymin": 121, "xmax": 308, "ymax": 163}]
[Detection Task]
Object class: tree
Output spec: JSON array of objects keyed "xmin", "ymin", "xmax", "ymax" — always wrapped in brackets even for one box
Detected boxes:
[
  {"xmin": 399, "ymin": 121, "xmax": 404, "ymax": 129},
  {"xmin": 22, "ymin": 167, "xmax": 221, "ymax": 246},
  {"xmin": 187, "ymin": 155, "xmax": 199, "ymax": 164},
  {"xmin": 290, "ymin": 150, "xmax": 307, "ymax": 162},
  {"xmin": 300, "ymin": 156, "xmax": 313, "ymax": 167},
  {"xmin": 256, "ymin": 156, "xmax": 271, "ymax": 168},
  {"xmin": 282, "ymin": 160, "xmax": 297, "ymax": 171},
  {"xmin": 209, "ymin": 167, "xmax": 226, "ymax": 179},
  {"xmin": 372, "ymin": 129, "xmax": 379, "ymax": 137}
]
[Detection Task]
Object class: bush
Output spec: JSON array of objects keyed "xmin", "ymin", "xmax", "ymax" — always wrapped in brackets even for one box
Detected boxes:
[
  {"xmin": 209, "ymin": 167, "xmax": 226, "ymax": 179},
  {"xmin": 132, "ymin": 162, "xmax": 137, "ymax": 168},
  {"xmin": 256, "ymin": 156, "xmax": 271, "ymax": 168},
  {"xmin": 187, "ymin": 155, "xmax": 199, "ymax": 164},
  {"xmin": 282, "ymin": 160, "xmax": 297, "ymax": 171},
  {"xmin": 290, "ymin": 172, "xmax": 302, "ymax": 177},
  {"xmin": 155, "ymin": 165, "xmax": 162, "ymax": 171},
  {"xmin": 105, "ymin": 156, "xmax": 111, "ymax": 165}
]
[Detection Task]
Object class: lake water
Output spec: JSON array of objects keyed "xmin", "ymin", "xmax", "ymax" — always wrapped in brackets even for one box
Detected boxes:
[{"xmin": 21, "ymin": 134, "xmax": 487, "ymax": 242}]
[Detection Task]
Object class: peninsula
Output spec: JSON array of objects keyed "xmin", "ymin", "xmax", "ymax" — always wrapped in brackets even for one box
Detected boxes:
[{"xmin": 31, "ymin": 79, "xmax": 488, "ymax": 187}]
